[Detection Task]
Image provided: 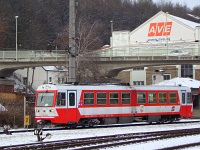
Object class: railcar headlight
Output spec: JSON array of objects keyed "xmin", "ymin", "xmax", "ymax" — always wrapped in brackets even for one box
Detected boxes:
[
  {"xmin": 49, "ymin": 109, "xmax": 54, "ymax": 112},
  {"xmin": 45, "ymin": 85, "xmax": 51, "ymax": 90},
  {"xmin": 36, "ymin": 109, "xmax": 40, "ymax": 112}
]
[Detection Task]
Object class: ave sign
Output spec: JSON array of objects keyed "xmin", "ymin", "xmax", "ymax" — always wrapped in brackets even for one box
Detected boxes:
[{"xmin": 148, "ymin": 22, "xmax": 173, "ymax": 37}]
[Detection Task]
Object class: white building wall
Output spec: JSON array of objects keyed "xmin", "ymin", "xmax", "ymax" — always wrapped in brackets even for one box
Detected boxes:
[
  {"xmin": 152, "ymin": 74, "xmax": 163, "ymax": 84},
  {"xmin": 112, "ymin": 31, "xmax": 130, "ymax": 47},
  {"xmin": 195, "ymin": 26, "xmax": 200, "ymax": 41},
  {"xmin": 130, "ymin": 70, "xmax": 146, "ymax": 85},
  {"xmin": 14, "ymin": 67, "xmax": 66, "ymax": 90},
  {"xmin": 130, "ymin": 12, "xmax": 195, "ymax": 44},
  {"xmin": 111, "ymin": 31, "xmax": 130, "ymax": 56}
]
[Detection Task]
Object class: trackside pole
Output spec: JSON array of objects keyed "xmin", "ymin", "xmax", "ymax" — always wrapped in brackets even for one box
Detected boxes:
[{"xmin": 24, "ymin": 96, "xmax": 26, "ymax": 128}]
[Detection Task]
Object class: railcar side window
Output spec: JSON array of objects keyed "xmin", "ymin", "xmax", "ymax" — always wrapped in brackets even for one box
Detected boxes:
[
  {"xmin": 148, "ymin": 92, "xmax": 156, "ymax": 104},
  {"xmin": 187, "ymin": 93, "xmax": 192, "ymax": 103},
  {"xmin": 159, "ymin": 92, "xmax": 167, "ymax": 104},
  {"xmin": 122, "ymin": 92, "xmax": 130, "ymax": 104},
  {"xmin": 56, "ymin": 92, "xmax": 66, "ymax": 106},
  {"xmin": 137, "ymin": 92, "xmax": 146, "ymax": 104},
  {"xmin": 97, "ymin": 92, "xmax": 106, "ymax": 105},
  {"xmin": 84, "ymin": 92, "xmax": 94, "ymax": 105},
  {"xmin": 169, "ymin": 92, "xmax": 177, "ymax": 104},
  {"xmin": 110, "ymin": 92, "xmax": 119, "ymax": 104},
  {"xmin": 69, "ymin": 93, "xmax": 75, "ymax": 106}
]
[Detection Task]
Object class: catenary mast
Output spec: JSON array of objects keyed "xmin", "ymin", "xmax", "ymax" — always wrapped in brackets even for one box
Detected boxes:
[{"xmin": 68, "ymin": 0, "xmax": 76, "ymax": 82}]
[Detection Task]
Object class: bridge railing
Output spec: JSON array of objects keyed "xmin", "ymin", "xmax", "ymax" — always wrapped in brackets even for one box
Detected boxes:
[
  {"xmin": 89, "ymin": 44, "xmax": 200, "ymax": 58},
  {"xmin": 0, "ymin": 42, "xmax": 200, "ymax": 61},
  {"xmin": 0, "ymin": 50, "xmax": 68, "ymax": 61}
]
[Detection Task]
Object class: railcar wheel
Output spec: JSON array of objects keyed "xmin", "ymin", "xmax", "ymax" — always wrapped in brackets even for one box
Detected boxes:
[
  {"xmin": 70, "ymin": 124, "xmax": 77, "ymax": 129},
  {"xmin": 81, "ymin": 123, "xmax": 86, "ymax": 128},
  {"xmin": 89, "ymin": 123, "xmax": 94, "ymax": 128}
]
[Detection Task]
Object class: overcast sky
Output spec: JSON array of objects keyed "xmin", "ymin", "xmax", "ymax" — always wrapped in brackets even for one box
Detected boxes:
[{"xmin": 152, "ymin": 0, "xmax": 200, "ymax": 9}]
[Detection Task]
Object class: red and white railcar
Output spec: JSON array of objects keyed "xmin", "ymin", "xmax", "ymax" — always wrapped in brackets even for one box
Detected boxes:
[{"xmin": 35, "ymin": 83, "xmax": 193, "ymax": 128}]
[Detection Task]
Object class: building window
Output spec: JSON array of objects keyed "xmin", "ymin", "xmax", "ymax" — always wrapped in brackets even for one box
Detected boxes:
[
  {"xmin": 152, "ymin": 75, "xmax": 156, "ymax": 84},
  {"xmin": 133, "ymin": 81, "xmax": 144, "ymax": 85},
  {"xmin": 181, "ymin": 64, "xmax": 193, "ymax": 78},
  {"xmin": 23, "ymin": 77, "xmax": 27, "ymax": 85},
  {"xmin": 58, "ymin": 78, "xmax": 60, "ymax": 84},
  {"xmin": 163, "ymin": 74, "xmax": 171, "ymax": 80},
  {"xmin": 133, "ymin": 67, "xmax": 144, "ymax": 70},
  {"xmin": 49, "ymin": 77, "xmax": 52, "ymax": 83}
]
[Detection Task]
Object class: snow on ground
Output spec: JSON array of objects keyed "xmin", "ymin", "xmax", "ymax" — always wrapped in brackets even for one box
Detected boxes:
[{"xmin": 1, "ymin": 119, "xmax": 200, "ymax": 149}]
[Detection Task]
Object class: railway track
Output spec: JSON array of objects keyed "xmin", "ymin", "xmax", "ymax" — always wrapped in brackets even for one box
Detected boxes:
[
  {"xmin": 1, "ymin": 127, "xmax": 200, "ymax": 149},
  {"xmin": 0, "ymin": 119, "xmax": 199, "ymax": 135}
]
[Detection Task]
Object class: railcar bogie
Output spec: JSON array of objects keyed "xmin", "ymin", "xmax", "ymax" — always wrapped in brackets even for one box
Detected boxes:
[
  {"xmin": 69, "ymin": 123, "xmax": 77, "ymax": 129},
  {"xmin": 79, "ymin": 118, "xmax": 101, "ymax": 127}
]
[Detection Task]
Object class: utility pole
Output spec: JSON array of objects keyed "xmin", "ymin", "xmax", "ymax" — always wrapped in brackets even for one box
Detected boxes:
[
  {"xmin": 68, "ymin": 0, "xmax": 76, "ymax": 82},
  {"xmin": 15, "ymin": 16, "xmax": 18, "ymax": 61}
]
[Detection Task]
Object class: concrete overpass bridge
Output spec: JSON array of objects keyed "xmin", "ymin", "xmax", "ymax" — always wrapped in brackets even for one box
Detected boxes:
[
  {"xmin": 0, "ymin": 49, "xmax": 200, "ymax": 78},
  {"xmin": 98, "ymin": 56, "xmax": 200, "ymax": 77}
]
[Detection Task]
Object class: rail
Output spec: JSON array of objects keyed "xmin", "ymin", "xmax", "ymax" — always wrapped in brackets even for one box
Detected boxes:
[{"xmin": 1, "ymin": 127, "xmax": 200, "ymax": 149}]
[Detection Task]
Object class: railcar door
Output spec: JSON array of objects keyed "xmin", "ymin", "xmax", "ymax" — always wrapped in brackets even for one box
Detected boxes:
[
  {"xmin": 180, "ymin": 90, "xmax": 187, "ymax": 117},
  {"xmin": 67, "ymin": 90, "xmax": 77, "ymax": 123}
]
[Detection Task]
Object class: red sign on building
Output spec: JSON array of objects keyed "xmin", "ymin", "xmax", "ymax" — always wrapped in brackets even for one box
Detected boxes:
[{"xmin": 148, "ymin": 22, "xmax": 173, "ymax": 37}]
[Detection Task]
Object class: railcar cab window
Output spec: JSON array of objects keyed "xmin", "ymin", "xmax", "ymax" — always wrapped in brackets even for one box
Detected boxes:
[
  {"xmin": 137, "ymin": 92, "xmax": 146, "ymax": 104},
  {"xmin": 36, "ymin": 92, "xmax": 54, "ymax": 107},
  {"xmin": 159, "ymin": 92, "xmax": 167, "ymax": 104},
  {"xmin": 84, "ymin": 92, "xmax": 94, "ymax": 105},
  {"xmin": 56, "ymin": 92, "xmax": 66, "ymax": 106},
  {"xmin": 148, "ymin": 92, "xmax": 156, "ymax": 104},
  {"xmin": 122, "ymin": 92, "xmax": 130, "ymax": 104},
  {"xmin": 169, "ymin": 92, "xmax": 177, "ymax": 104},
  {"xmin": 187, "ymin": 92, "xmax": 192, "ymax": 103},
  {"xmin": 97, "ymin": 92, "xmax": 106, "ymax": 105},
  {"xmin": 110, "ymin": 92, "xmax": 119, "ymax": 104}
]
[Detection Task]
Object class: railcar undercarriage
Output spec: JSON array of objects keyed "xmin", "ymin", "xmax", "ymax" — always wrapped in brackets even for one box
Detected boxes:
[{"xmin": 36, "ymin": 114, "xmax": 181, "ymax": 129}]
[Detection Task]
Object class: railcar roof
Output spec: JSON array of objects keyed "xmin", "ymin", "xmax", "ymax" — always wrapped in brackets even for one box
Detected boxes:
[{"xmin": 37, "ymin": 83, "xmax": 190, "ymax": 91}]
